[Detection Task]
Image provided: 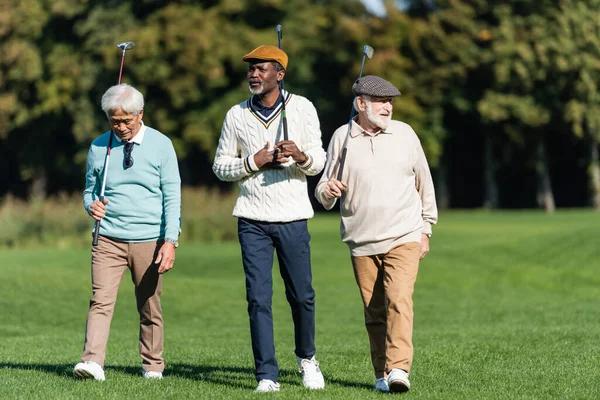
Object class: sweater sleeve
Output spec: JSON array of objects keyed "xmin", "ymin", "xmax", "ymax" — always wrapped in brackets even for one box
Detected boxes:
[
  {"xmin": 213, "ymin": 109, "xmax": 255, "ymax": 182},
  {"xmin": 315, "ymin": 125, "xmax": 345, "ymax": 210},
  {"xmin": 414, "ymin": 138, "xmax": 438, "ymax": 235},
  {"xmin": 83, "ymin": 145, "xmax": 99, "ymax": 215},
  {"xmin": 161, "ymin": 140, "xmax": 182, "ymax": 241},
  {"xmin": 297, "ymin": 100, "xmax": 326, "ymax": 176}
]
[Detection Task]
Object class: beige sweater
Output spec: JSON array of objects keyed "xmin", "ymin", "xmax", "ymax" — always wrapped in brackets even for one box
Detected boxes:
[{"xmin": 315, "ymin": 119, "xmax": 438, "ymax": 256}]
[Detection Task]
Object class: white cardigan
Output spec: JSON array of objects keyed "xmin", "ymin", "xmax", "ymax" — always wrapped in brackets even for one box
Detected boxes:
[{"xmin": 213, "ymin": 92, "xmax": 326, "ymax": 223}]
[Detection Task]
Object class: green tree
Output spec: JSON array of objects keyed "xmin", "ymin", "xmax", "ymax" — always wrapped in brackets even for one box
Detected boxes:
[
  {"xmin": 404, "ymin": 0, "xmax": 493, "ymax": 208},
  {"xmin": 402, "ymin": 0, "xmax": 600, "ymax": 210}
]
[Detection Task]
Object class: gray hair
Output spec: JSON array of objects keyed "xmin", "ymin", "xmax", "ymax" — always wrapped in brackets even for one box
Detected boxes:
[
  {"xmin": 353, "ymin": 95, "xmax": 372, "ymax": 111},
  {"xmin": 101, "ymin": 84, "xmax": 144, "ymax": 116}
]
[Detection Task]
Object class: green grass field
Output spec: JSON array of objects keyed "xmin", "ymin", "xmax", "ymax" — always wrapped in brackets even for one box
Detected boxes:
[{"xmin": 1, "ymin": 211, "xmax": 599, "ymax": 399}]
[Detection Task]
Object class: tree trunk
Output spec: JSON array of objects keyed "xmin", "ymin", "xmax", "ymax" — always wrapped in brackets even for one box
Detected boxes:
[
  {"xmin": 435, "ymin": 154, "xmax": 450, "ymax": 210},
  {"xmin": 587, "ymin": 135, "xmax": 600, "ymax": 209},
  {"xmin": 482, "ymin": 133, "xmax": 498, "ymax": 209},
  {"xmin": 535, "ymin": 139, "xmax": 555, "ymax": 213}
]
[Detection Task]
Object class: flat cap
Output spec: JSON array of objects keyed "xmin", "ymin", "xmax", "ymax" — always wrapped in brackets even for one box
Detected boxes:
[
  {"xmin": 352, "ymin": 75, "xmax": 401, "ymax": 98},
  {"xmin": 242, "ymin": 45, "xmax": 288, "ymax": 70}
]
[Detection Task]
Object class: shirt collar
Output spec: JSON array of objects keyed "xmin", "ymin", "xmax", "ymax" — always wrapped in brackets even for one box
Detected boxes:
[
  {"xmin": 251, "ymin": 90, "xmax": 284, "ymax": 111},
  {"xmin": 113, "ymin": 121, "xmax": 146, "ymax": 144}
]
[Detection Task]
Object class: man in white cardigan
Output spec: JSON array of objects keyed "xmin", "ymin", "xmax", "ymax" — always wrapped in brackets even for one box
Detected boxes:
[
  {"xmin": 315, "ymin": 76, "xmax": 438, "ymax": 393},
  {"xmin": 213, "ymin": 45, "xmax": 326, "ymax": 393}
]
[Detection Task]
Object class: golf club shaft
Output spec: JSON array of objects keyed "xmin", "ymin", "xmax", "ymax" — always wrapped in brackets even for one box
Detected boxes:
[
  {"xmin": 336, "ymin": 46, "xmax": 372, "ymax": 181},
  {"xmin": 92, "ymin": 133, "xmax": 113, "ymax": 246},
  {"xmin": 117, "ymin": 49, "xmax": 126, "ymax": 85},
  {"xmin": 92, "ymin": 44, "xmax": 132, "ymax": 246},
  {"xmin": 276, "ymin": 25, "xmax": 288, "ymax": 141}
]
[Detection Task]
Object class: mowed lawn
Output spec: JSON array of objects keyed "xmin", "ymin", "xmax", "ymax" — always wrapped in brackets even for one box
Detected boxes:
[{"xmin": 0, "ymin": 211, "xmax": 599, "ymax": 399}]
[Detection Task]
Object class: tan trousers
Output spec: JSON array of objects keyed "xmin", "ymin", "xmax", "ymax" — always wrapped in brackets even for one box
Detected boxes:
[
  {"xmin": 81, "ymin": 235, "xmax": 164, "ymax": 372},
  {"xmin": 351, "ymin": 242, "xmax": 420, "ymax": 378}
]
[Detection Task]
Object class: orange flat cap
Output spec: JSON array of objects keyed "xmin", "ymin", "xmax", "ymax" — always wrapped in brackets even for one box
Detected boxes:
[{"xmin": 242, "ymin": 45, "xmax": 288, "ymax": 70}]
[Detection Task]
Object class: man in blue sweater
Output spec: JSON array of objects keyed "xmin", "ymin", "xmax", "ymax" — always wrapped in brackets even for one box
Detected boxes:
[{"xmin": 74, "ymin": 83, "xmax": 181, "ymax": 381}]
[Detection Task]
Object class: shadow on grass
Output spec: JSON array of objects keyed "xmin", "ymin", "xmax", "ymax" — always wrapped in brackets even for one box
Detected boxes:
[
  {"xmin": 0, "ymin": 362, "xmax": 74, "ymax": 377},
  {"xmin": 0, "ymin": 362, "xmax": 373, "ymax": 390}
]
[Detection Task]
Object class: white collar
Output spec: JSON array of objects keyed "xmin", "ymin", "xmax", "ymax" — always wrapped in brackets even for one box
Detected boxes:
[{"xmin": 114, "ymin": 121, "xmax": 146, "ymax": 144}]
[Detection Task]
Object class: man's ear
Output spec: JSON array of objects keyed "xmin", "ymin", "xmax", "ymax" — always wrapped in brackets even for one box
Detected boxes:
[
  {"xmin": 277, "ymin": 70, "xmax": 286, "ymax": 83},
  {"xmin": 356, "ymin": 96, "xmax": 367, "ymax": 112}
]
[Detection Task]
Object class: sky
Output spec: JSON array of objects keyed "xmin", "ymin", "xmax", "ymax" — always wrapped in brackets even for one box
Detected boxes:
[{"xmin": 360, "ymin": 0, "xmax": 388, "ymax": 16}]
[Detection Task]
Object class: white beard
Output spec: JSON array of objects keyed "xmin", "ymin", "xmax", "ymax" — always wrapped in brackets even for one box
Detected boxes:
[
  {"xmin": 365, "ymin": 101, "xmax": 392, "ymax": 130},
  {"xmin": 248, "ymin": 82, "xmax": 264, "ymax": 95}
]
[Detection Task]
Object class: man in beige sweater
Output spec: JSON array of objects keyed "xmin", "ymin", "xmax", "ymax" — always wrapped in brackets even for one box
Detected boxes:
[{"xmin": 315, "ymin": 75, "xmax": 438, "ymax": 393}]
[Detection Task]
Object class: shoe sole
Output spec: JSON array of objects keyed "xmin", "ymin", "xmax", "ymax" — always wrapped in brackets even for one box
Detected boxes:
[
  {"xmin": 74, "ymin": 368, "xmax": 104, "ymax": 381},
  {"xmin": 388, "ymin": 380, "xmax": 409, "ymax": 393}
]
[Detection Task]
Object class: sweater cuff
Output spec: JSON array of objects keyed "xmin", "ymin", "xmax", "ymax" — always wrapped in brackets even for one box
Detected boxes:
[
  {"xmin": 244, "ymin": 155, "xmax": 259, "ymax": 174},
  {"xmin": 297, "ymin": 153, "xmax": 313, "ymax": 171},
  {"xmin": 422, "ymin": 221, "xmax": 432, "ymax": 236}
]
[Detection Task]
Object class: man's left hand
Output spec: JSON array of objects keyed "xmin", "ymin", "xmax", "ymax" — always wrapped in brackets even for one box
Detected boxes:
[
  {"xmin": 155, "ymin": 242, "xmax": 176, "ymax": 274},
  {"xmin": 274, "ymin": 140, "xmax": 307, "ymax": 164},
  {"xmin": 419, "ymin": 234, "xmax": 430, "ymax": 260}
]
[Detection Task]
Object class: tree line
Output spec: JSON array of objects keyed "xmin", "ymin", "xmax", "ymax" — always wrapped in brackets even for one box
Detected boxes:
[{"xmin": 1, "ymin": 0, "xmax": 599, "ymax": 211}]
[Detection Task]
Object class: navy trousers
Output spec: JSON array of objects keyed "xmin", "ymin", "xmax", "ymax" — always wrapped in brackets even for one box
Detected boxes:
[{"xmin": 238, "ymin": 218, "xmax": 316, "ymax": 382}]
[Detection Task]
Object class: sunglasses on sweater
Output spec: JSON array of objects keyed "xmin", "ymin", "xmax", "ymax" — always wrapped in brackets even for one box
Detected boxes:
[{"xmin": 124, "ymin": 142, "xmax": 134, "ymax": 169}]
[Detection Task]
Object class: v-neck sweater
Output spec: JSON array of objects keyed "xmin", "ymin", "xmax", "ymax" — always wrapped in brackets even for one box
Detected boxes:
[{"xmin": 213, "ymin": 92, "xmax": 326, "ymax": 222}]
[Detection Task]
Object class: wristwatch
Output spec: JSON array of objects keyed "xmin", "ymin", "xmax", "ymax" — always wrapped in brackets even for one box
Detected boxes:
[
  {"xmin": 165, "ymin": 238, "xmax": 179, "ymax": 248},
  {"xmin": 423, "ymin": 233, "xmax": 432, "ymax": 238}
]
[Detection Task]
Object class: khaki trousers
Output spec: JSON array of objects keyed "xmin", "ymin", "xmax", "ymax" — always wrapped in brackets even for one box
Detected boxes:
[
  {"xmin": 351, "ymin": 242, "xmax": 420, "ymax": 378},
  {"xmin": 81, "ymin": 235, "xmax": 164, "ymax": 372}
]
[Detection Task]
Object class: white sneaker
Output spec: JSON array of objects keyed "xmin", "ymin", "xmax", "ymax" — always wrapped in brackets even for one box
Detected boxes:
[
  {"xmin": 387, "ymin": 368, "xmax": 410, "ymax": 393},
  {"xmin": 374, "ymin": 377, "xmax": 389, "ymax": 392},
  {"xmin": 255, "ymin": 379, "xmax": 280, "ymax": 392},
  {"xmin": 73, "ymin": 361, "xmax": 105, "ymax": 381},
  {"xmin": 297, "ymin": 356, "xmax": 325, "ymax": 389},
  {"xmin": 143, "ymin": 371, "xmax": 163, "ymax": 379}
]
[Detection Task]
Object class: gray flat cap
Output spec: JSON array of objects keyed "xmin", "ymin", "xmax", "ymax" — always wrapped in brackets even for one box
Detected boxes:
[{"xmin": 352, "ymin": 75, "xmax": 401, "ymax": 97}]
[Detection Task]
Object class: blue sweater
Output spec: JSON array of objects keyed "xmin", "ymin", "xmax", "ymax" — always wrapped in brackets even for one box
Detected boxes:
[{"xmin": 83, "ymin": 126, "xmax": 181, "ymax": 242}]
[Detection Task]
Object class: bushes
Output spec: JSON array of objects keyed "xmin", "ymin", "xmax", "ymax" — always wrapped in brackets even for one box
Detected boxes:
[
  {"xmin": 0, "ymin": 187, "xmax": 239, "ymax": 248},
  {"xmin": 180, "ymin": 187, "xmax": 238, "ymax": 243}
]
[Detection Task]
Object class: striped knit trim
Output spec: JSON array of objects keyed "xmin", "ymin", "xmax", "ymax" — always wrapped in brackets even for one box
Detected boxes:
[
  {"xmin": 247, "ymin": 91, "xmax": 292, "ymax": 129},
  {"xmin": 243, "ymin": 156, "xmax": 255, "ymax": 174}
]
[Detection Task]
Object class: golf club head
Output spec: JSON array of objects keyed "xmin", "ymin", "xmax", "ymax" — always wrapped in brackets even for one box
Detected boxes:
[
  {"xmin": 363, "ymin": 45, "xmax": 374, "ymax": 60},
  {"xmin": 117, "ymin": 41, "xmax": 135, "ymax": 51},
  {"xmin": 276, "ymin": 24, "xmax": 282, "ymax": 34}
]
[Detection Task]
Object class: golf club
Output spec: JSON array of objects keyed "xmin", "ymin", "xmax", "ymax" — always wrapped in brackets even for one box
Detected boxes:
[
  {"xmin": 336, "ymin": 45, "xmax": 374, "ymax": 181},
  {"xmin": 276, "ymin": 24, "xmax": 289, "ymax": 141},
  {"xmin": 92, "ymin": 40, "xmax": 135, "ymax": 246}
]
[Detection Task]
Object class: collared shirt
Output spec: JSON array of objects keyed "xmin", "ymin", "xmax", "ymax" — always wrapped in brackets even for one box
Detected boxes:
[
  {"xmin": 315, "ymin": 118, "xmax": 438, "ymax": 256},
  {"xmin": 251, "ymin": 93, "xmax": 283, "ymax": 118}
]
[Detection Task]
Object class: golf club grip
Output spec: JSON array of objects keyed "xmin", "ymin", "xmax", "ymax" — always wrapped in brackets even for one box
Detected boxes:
[
  {"xmin": 337, "ymin": 148, "xmax": 348, "ymax": 181},
  {"xmin": 282, "ymin": 109, "xmax": 288, "ymax": 141},
  {"xmin": 92, "ymin": 198, "xmax": 103, "ymax": 246}
]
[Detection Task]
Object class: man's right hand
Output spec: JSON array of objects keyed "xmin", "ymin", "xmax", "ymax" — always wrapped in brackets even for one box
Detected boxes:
[
  {"xmin": 324, "ymin": 178, "xmax": 347, "ymax": 199},
  {"xmin": 90, "ymin": 198, "xmax": 109, "ymax": 221},
  {"xmin": 254, "ymin": 141, "xmax": 288, "ymax": 170}
]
